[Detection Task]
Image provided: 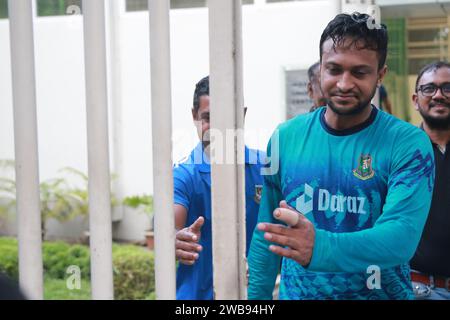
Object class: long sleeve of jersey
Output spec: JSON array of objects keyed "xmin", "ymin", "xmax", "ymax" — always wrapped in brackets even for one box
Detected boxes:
[
  {"xmin": 307, "ymin": 129, "xmax": 435, "ymax": 273},
  {"xmin": 248, "ymin": 137, "xmax": 283, "ymax": 300}
]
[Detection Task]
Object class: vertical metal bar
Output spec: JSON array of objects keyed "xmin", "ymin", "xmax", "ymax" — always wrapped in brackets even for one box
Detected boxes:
[
  {"xmin": 234, "ymin": 0, "xmax": 247, "ymax": 300},
  {"xmin": 106, "ymin": 0, "xmax": 125, "ymax": 221},
  {"xmin": 330, "ymin": 0, "xmax": 342, "ymax": 16},
  {"xmin": 447, "ymin": 14, "xmax": 450, "ymax": 63},
  {"xmin": 8, "ymin": 0, "xmax": 43, "ymax": 300},
  {"xmin": 82, "ymin": 0, "xmax": 114, "ymax": 300},
  {"xmin": 148, "ymin": 0, "xmax": 176, "ymax": 300},
  {"xmin": 31, "ymin": 0, "xmax": 37, "ymax": 17},
  {"xmin": 367, "ymin": 2, "xmax": 381, "ymax": 108},
  {"xmin": 208, "ymin": 0, "xmax": 246, "ymax": 300}
]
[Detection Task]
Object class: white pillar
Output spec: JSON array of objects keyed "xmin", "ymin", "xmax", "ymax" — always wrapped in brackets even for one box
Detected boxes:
[
  {"xmin": 8, "ymin": 0, "xmax": 43, "ymax": 300},
  {"xmin": 106, "ymin": 0, "xmax": 125, "ymax": 221},
  {"xmin": 82, "ymin": 0, "xmax": 114, "ymax": 300},
  {"xmin": 330, "ymin": 0, "xmax": 342, "ymax": 16},
  {"xmin": 148, "ymin": 0, "xmax": 176, "ymax": 300},
  {"xmin": 208, "ymin": 0, "xmax": 247, "ymax": 300},
  {"xmin": 367, "ymin": 2, "xmax": 381, "ymax": 108},
  {"xmin": 31, "ymin": 0, "xmax": 37, "ymax": 17}
]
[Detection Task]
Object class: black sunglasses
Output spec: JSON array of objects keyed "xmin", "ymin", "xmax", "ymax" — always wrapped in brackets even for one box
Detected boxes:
[{"xmin": 417, "ymin": 83, "xmax": 450, "ymax": 98}]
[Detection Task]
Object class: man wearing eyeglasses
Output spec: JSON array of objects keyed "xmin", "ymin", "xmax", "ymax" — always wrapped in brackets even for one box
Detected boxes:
[{"xmin": 410, "ymin": 61, "xmax": 450, "ymax": 300}]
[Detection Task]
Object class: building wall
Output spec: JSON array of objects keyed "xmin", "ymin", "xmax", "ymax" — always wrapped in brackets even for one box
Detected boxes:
[{"xmin": 0, "ymin": 1, "xmax": 337, "ymax": 241}]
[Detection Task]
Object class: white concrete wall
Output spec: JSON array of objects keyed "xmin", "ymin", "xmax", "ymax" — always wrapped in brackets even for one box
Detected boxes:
[{"xmin": 0, "ymin": 1, "xmax": 336, "ymax": 240}]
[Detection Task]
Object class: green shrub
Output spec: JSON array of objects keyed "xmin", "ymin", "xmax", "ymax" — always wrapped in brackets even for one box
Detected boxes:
[
  {"xmin": 0, "ymin": 245, "xmax": 19, "ymax": 280},
  {"xmin": 0, "ymin": 237, "xmax": 155, "ymax": 300},
  {"xmin": 43, "ymin": 241, "xmax": 90, "ymax": 279},
  {"xmin": 44, "ymin": 277, "xmax": 91, "ymax": 300},
  {"xmin": 0, "ymin": 236, "xmax": 17, "ymax": 247},
  {"xmin": 0, "ymin": 238, "xmax": 91, "ymax": 281},
  {"xmin": 112, "ymin": 245, "xmax": 154, "ymax": 300},
  {"xmin": 146, "ymin": 291, "xmax": 156, "ymax": 300}
]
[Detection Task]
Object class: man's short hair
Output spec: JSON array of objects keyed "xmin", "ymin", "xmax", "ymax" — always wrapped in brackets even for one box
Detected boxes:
[
  {"xmin": 307, "ymin": 62, "xmax": 320, "ymax": 82},
  {"xmin": 319, "ymin": 12, "xmax": 388, "ymax": 70},
  {"xmin": 415, "ymin": 61, "xmax": 450, "ymax": 92},
  {"xmin": 193, "ymin": 76, "xmax": 209, "ymax": 113}
]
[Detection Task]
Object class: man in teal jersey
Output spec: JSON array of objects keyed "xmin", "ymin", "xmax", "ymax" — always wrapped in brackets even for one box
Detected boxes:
[{"xmin": 248, "ymin": 13, "xmax": 435, "ymax": 300}]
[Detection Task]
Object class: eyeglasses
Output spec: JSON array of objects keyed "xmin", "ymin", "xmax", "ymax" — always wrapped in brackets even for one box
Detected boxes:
[{"xmin": 417, "ymin": 83, "xmax": 450, "ymax": 98}]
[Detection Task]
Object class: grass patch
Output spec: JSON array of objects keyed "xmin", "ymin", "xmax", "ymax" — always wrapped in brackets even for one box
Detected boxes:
[{"xmin": 44, "ymin": 277, "xmax": 91, "ymax": 300}]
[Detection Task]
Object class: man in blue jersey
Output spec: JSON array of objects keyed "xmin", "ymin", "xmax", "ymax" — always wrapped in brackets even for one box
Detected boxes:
[
  {"xmin": 248, "ymin": 13, "xmax": 435, "ymax": 300},
  {"xmin": 174, "ymin": 76, "xmax": 264, "ymax": 299}
]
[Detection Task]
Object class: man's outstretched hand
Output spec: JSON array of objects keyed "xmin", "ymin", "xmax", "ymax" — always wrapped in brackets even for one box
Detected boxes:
[
  {"xmin": 176, "ymin": 216, "xmax": 204, "ymax": 265},
  {"xmin": 257, "ymin": 200, "xmax": 315, "ymax": 267}
]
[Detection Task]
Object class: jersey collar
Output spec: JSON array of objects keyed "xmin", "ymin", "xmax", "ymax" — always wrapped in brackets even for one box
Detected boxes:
[{"xmin": 320, "ymin": 105, "xmax": 378, "ymax": 136}]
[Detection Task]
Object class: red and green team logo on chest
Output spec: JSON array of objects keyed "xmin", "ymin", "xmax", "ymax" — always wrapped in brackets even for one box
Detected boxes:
[{"xmin": 353, "ymin": 154, "xmax": 375, "ymax": 180}]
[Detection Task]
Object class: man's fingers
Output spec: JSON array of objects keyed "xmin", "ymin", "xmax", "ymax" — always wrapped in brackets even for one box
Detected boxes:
[
  {"xmin": 189, "ymin": 216, "xmax": 205, "ymax": 234},
  {"xmin": 264, "ymin": 232, "xmax": 296, "ymax": 249},
  {"xmin": 273, "ymin": 207, "xmax": 300, "ymax": 227},
  {"xmin": 279, "ymin": 200, "xmax": 296, "ymax": 211},
  {"xmin": 176, "ymin": 239, "xmax": 202, "ymax": 253},
  {"xmin": 176, "ymin": 249, "xmax": 199, "ymax": 264},
  {"xmin": 268, "ymin": 245, "xmax": 309, "ymax": 266},
  {"xmin": 268, "ymin": 244, "xmax": 296, "ymax": 260},
  {"xmin": 176, "ymin": 229, "xmax": 198, "ymax": 242},
  {"xmin": 257, "ymin": 222, "xmax": 289, "ymax": 235},
  {"xmin": 179, "ymin": 259, "xmax": 195, "ymax": 266}
]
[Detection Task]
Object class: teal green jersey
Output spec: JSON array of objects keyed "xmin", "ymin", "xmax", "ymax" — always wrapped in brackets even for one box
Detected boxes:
[{"xmin": 248, "ymin": 107, "xmax": 435, "ymax": 300}]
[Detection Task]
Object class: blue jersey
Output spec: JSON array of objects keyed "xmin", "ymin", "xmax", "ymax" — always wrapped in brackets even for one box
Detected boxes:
[
  {"xmin": 248, "ymin": 107, "xmax": 435, "ymax": 300},
  {"xmin": 174, "ymin": 143, "xmax": 265, "ymax": 300}
]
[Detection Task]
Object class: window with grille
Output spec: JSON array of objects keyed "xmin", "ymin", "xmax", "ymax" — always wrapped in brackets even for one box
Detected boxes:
[
  {"xmin": 126, "ymin": 0, "xmax": 254, "ymax": 11},
  {"xmin": 37, "ymin": 0, "xmax": 82, "ymax": 16},
  {"xmin": 407, "ymin": 17, "xmax": 449, "ymax": 74},
  {"xmin": 0, "ymin": 0, "xmax": 7, "ymax": 18},
  {"xmin": 0, "ymin": 0, "xmax": 84, "ymax": 18},
  {"xmin": 266, "ymin": 0, "xmax": 302, "ymax": 3}
]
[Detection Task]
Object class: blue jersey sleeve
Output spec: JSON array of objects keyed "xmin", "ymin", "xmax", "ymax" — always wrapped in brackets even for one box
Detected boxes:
[
  {"xmin": 308, "ymin": 129, "xmax": 435, "ymax": 273},
  {"xmin": 248, "ymin": 136, "xmax": 283, "ymax": 300},
  {"xmin": 173, "ymin": 164, "xmax": 193, "ymax": 210}
]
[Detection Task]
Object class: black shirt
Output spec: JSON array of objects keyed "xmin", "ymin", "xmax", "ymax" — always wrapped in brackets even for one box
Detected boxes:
[{"xmin": 410, "ymin": 139, "xmax": 450, "ymax": 277}]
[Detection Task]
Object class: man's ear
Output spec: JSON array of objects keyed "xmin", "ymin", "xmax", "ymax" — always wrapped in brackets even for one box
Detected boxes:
[
  {"xmin": 307, "ymin": 83, "xmax": 313, "ymax": 99},
  {"xmin": 377, "ymin": 65, "xmax": 388, "ymax": 86},
  {"xmin": 192, "ymin": 108, "xmax": 197, "ymax": 121},
  {"xmin": 412, "ymin": 92, "xmax": 419, "ymax": 111}
]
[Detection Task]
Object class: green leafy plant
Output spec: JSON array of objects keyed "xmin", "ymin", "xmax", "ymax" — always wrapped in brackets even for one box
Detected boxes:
[
  {"xmin": 112, "ymin": 244, "xmax": 155, "ymax": 300},
  {"xmin": 0, "ymin": 237, "xmax": 155, "ymax": 300},
  {"xmin": 122, "ymin": 194, "xmax": 153, "ymax": 214},
  {"xmin": 0, "ymin": 160, "xmax": 17, "ymax": 219},
  {"xmin": 0, "ymin": 160, "xmax": 118, "ymax": 240},
  {"xmin": 122, "ymin": 194, "xmax": 154, "ymax": 233}
]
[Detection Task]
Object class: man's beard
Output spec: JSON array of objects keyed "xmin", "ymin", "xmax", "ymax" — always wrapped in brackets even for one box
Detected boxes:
[
  {"xmin": 325, "ymin": 87, "xmax": 376, "ymax": 116},
  {"xmin": 418, "ymin": 101, "xmax": 450, "ymax": 130}
]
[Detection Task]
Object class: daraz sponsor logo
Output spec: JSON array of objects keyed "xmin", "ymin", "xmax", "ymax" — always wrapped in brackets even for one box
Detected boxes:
[{"xmin": 296, "ymin": 183, "xmax": 367, "ymax": 215}]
